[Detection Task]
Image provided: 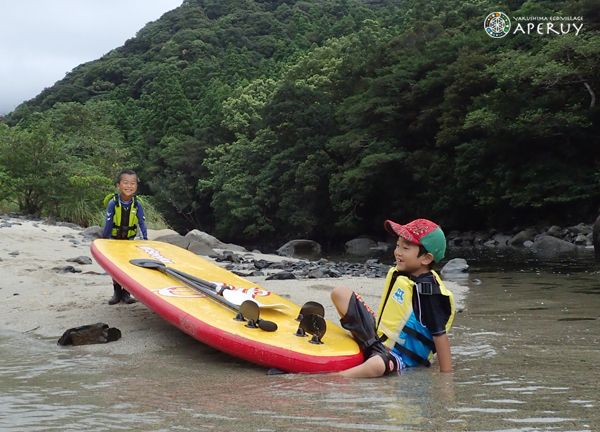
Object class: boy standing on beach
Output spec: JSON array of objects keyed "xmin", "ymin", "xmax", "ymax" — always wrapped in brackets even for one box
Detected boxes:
[
  {"xmin": 102, "ymin": 169, "xmax": 148, "ymax": 305},
  {"xmin": 331, "ymin": 219, "xmax": 454, "ymax": 377}
]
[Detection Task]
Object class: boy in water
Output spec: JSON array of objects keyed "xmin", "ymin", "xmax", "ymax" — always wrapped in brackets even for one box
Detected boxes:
[
  {"xmin": 331, "ymin": 219, "xmax": 454, "ymax": 377},
  {"xmin": 102, "ymin": 169, "xmax": 148, "ymax": 305}
]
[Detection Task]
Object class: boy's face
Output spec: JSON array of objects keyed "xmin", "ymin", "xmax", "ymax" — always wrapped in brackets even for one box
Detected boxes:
[
  {"xmin": 117, "ymin": 174, "xmax": 138, "ymax": 200},
  {"xmin": 393, "ymin": 237, "xmax": 432, "ymax": 275}
]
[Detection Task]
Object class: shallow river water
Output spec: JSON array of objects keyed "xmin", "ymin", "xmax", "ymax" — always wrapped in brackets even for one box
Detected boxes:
[{"xmin": 1, "ymin": 248, "xmax": 599, "ymax": 431}]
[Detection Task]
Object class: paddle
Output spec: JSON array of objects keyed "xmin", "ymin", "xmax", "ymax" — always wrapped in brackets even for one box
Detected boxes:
[
  {"xmin": 221, "ymin": 289, "xmax": 290, "ymax": 310},
  {"xmin": 166, "ymin": 266, "xmax": 290, "ymax": 310},
  {"xmin": 129, "ymin": 259, "xmax": 277, "ymax": 332}
]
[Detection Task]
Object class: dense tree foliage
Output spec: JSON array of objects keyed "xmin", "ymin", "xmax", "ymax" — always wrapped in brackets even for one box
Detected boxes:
[{"xmin": 2, "ymin": 0, "xmax": 599, "ymax": 245}]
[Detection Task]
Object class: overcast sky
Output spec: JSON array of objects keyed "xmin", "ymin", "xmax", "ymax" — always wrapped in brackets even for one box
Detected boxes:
[{"xmin": 0, "ymin": 0, "xmax": 183, "ymax": 115}]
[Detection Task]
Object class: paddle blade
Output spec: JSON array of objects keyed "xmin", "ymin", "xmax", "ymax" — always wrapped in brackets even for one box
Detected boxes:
[
  {"xmin": 239, "ymin": 300, "xmax": 260, "ymax": 322},
  {"xmin": 129, "ymin": 259, "xmax": 166, "ymax": 269},
  {"xmin": 222, "ymin": 289, "xmax": 289, "ymax": 309},
  {"xmin": 222, "ymin": 288, "xmax": 254, "ymax": 306}
]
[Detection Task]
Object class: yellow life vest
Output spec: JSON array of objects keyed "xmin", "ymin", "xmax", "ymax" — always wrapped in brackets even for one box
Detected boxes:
[
  {"xmin": 376, "ymin": 268, "xmax": 454, "ymax": 367},
  {"xmin": 103, "ymin": 193, "xmax": 144, "ymax": 240}
]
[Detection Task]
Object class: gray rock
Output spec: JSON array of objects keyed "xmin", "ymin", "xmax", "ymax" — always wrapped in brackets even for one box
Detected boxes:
[
  {"xmin": 187, "ymin": 241, "xmax": 217, "ymax": 256},
  {"xmin": 147, "ymin": 228, "xmax": 179, "ymax": 240},
  {"xmin": 509, "ymin": 229, "xmax": 535, "ymax": 246},
  {"xmin": 567, "ymin": 223, "xmax": 592, "ymax": 235},
  {"xmin": 253, "ymin": 259, "xmax": 272, "ymax": 269},
  {"xmin": 461, "ymin": 231, "xmax": 477, "ymax": 245},
  {"xmin": 307, "ymin": 269, "xmax": 328, "ymax": 278},
  {"xmin": 447, "ymin": 230, "xmax": 461, "ymax": 240},
  {"xmin": 491, "ymin": 234, "xmax": 512, "ymax": 246},
  {"xmin": 266, "ymin": 271, "xmax": 298, "ymax": 280},
  {"xmin": 345, "ymin": 238, "xmax": 377, "ymax": 256},
  {"xmin": 185, "ymin": 229, "xmax": 220, "ymax": 246},
  {"xmin": 441, "ymin": 258, "xmax": 469, "ymax": 274},
  {"xmin": 58, "ymin": 266, "xmax": 82, "ymax": 273},
  {"xmin": 154, "ymin": 234, "xmax": 191, "ymax": 249},
  {"xmin": 80, "ymin": 226, "xmax": 103, "ymax": 241},
  {"xmin": 66, "ymin": 256, "xmax": 92, "ymax": 265},
  {"xmin": 185, "ymin": 229, "xmax": 246, "ymax": 252},
  {"xmin": 546, "ymin": 225, "xmax": 565, "ymax": 238},
  {"xmin": 215, "ymin": 251, "xmax": 240, "ymax": 263},
  {"xmin": 530, "ymin": 235, "xmax": 577, "ymax": 255},
  {"xmin": 276, "ymin": 240, "xmax": 321, "ymax": 257},
  {"xmin": 473, "ymin": 232, "xmax": 490, "ymax": 246},
  {"xmin": 593, "ymin": 215, "xmax": 600, "ymax": 250},
  {"xmin": 59, "ymin": 222, "xmax": 82, "ymax": 230}
]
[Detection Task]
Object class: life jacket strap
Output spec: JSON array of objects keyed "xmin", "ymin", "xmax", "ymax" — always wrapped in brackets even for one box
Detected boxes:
[
  {"xmin": 115, "ymin": 225, "xmax": 137, "ymax": 239},
  {"xmin": 379, "ymin": 327, "xmax": 435, "ymax": 367},
  {"xmin": 402, "ymin": 326, "xmax": 436, "ymax": 352},
  {"xmin": 393, "ymin": 343, "xmax": 432, "ymax": 367}
]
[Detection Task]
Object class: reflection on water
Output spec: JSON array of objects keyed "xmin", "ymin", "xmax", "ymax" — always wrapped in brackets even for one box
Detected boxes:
[{"xmin": 1, "ymin": 248, "xmax": 599, "ymax": 431}]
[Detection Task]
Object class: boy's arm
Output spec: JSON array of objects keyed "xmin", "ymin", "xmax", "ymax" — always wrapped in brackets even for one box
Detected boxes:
[
  {"xmin": 102, "ymin": 201, "xmax": 116, "ymax": 239},
  {"xmin": 137, "ymin": 201, "xmax": 148, "ymax": 240},
  {"xmin": 433, "ymin": 334, "xmax": 453, "ymax": 372}
]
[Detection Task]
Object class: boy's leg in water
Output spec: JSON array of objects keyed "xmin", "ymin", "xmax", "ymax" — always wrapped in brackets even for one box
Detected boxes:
[{"xmin": 331, "ymin": 286, "xmax": 390, "ymax": 377}]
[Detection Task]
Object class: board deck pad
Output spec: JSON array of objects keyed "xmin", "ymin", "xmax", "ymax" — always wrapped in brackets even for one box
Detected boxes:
[{"xmin": 91, "ymin": 239, "xmax": 363, "ymax": 373}]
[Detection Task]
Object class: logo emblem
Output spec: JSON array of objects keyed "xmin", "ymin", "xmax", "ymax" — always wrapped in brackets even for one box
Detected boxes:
[
  {"xmin": 484, "ymin": 12, "xmax": 511, "ymax": 38},
  {"xmin": 138, "ymin": 246, "xmax": 174, "ymax": 264},
  {"xmin": 392, "ymin": 287, "xmax": 405, "ymax": 305},
  {"xmin": 152, "ymin": 286, "xmax": 206, "ymax": 298}
]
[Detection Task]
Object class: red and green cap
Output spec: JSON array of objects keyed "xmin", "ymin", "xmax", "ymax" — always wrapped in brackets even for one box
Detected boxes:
[{"xmin": 384, "ymin": 219, "xmax": 446, "ymax": 262}]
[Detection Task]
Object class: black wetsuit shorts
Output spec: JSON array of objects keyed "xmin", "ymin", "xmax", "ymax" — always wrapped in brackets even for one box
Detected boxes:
[{"xmin": 340, "ymin": 292, "xmax": 405, "ymax": 375}]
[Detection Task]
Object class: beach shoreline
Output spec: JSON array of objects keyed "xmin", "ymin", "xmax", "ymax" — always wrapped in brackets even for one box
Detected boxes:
[{"xmin": 0, "ymin": 216, "xmax": 466, "ymax": 359}]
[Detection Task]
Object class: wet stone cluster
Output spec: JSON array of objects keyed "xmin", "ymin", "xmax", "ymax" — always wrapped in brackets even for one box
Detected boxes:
[{"xmin": 213, "ymin": 252, "xmax": 392, "ymax": 280}]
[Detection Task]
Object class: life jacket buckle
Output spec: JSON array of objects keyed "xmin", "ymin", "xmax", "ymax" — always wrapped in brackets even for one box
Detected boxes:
[{"xmin": 417, "ymin": 282, "xmax": 433, "ymax": 295}]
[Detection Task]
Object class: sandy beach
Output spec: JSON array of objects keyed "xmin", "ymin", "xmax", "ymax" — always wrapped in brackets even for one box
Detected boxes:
[{"xmin": 0, "ymin": 216, "xmax": 466, "ymax": 360}]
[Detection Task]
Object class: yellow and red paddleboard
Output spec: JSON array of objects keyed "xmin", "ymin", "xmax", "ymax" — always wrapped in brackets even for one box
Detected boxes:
[{"xmin": 91, "ymin": 239, "xmax": 363, "ymax": 373}]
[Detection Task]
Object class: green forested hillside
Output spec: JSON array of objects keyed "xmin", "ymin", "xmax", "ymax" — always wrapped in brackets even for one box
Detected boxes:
[{"xmin": 1, "ymin": 0, "xmax": 599, "ymax": 244}]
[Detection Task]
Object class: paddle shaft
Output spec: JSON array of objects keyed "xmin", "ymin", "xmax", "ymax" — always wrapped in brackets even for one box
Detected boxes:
[
  {"xmin": 169, "ymin": 267, "xmax": 227, "ymax": 294},
  {"xmin": 129, "ymin": 258, "xmax": 278, "ymax": 331},
  {"xmin": 165, "ymin": 266, "xmax": 277, "ymax": 332},
  {"xmin": 157, "ymin": 266, "xmax": 240, "ymax": 312}
]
